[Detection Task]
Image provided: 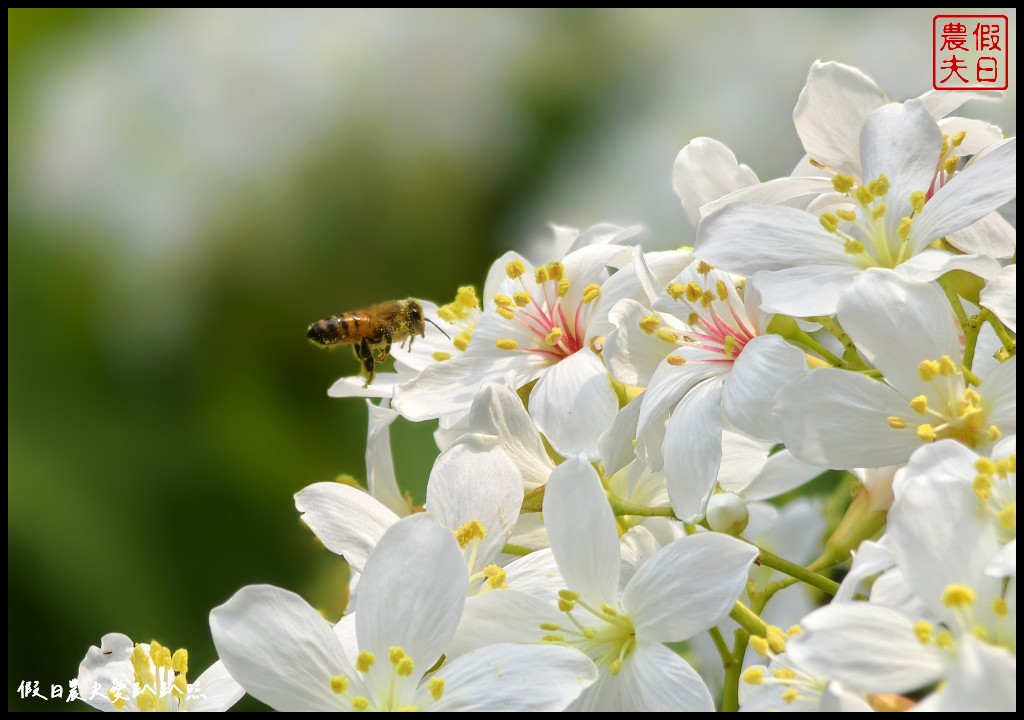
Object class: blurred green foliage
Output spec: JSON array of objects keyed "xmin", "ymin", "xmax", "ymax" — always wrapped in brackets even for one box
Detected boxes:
[{"xmin": 8, "ymin": 7, "xmax": 1014, "ymax": 712}]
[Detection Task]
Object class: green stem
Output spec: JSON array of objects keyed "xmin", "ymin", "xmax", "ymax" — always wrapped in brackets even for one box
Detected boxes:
[
  {"xmin": 500, "ymin": 543, "xmax": 534, "ymax": 557},
  {"xmin": 962, "ymin": 366, "xmax": 982, "ymax": 387},
  {"xmin": 962, "ymin": 312, "xmax": 983, "ymax": 372},
  {"xmin": 983, "ymin": 309, "xmax": 1017, "ymax": 354},
  {"xmin": 606, "ymin": 494, "xmax": 677, "ymax": 518},
  {"xmin": 938, "ymin": 274, "xmax": 971, "ymax": 330},
  {"xmin": 708, "ymin": 626, "xmax": 734, "ymax": 669},
  {"xmin": 790, "ymin": 332, "xmax": 846, "ymax": 368},
  {"xmin": 729, "ymin": 601, "xmax": 768, "ymax": 638},
  {"xmin": 756, "ymin": 546, "xmax": 840, "ymax": 596},
  {"xmin": 812, "ymin": 315, "xmax": 867, "ymax": 370}
]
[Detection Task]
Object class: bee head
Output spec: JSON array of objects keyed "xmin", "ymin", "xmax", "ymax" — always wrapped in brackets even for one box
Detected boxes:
[{"xmin": 406, "ymin": 300, "xmax": 426, "ymax": 336}]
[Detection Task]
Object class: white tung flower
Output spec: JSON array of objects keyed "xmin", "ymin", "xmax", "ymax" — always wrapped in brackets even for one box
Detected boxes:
[
  {"xmin": 77, "ymin": 633, "xmax": 243, "ymax": 712},
  {"xmin": 210, "ymin": 514, "xmax": 598, "ymax": 712}
]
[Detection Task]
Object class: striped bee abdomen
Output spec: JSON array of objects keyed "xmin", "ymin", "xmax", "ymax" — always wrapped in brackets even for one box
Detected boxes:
[{"xmin": 306, "ymin": 313, "xmax": 373, "ymax": 346}]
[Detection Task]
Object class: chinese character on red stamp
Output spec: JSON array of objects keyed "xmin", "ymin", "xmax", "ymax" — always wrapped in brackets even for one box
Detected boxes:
[{"xmin": 933, "ymin": 15, "xmax": 1009, "ymax": 90}]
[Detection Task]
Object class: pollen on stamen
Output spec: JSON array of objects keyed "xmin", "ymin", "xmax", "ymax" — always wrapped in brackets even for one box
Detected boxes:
[
  {"xmin": 832, "ymin": 173, "xmax": 855, "ymax": 194},
  {"xmin": 819, "ymin": 212, "xmax": 839, "ymax": 233},
  {"xmin": 749, "ymin": 635, "xmax": 770, "ymax": 657},
  {"xmin": 438, "ymin": 306, "xmax": 457, "ymax": 323},
  {"xmin": 639, "ymin": 314, "xmax": 660, "ymax": 334},
  {"xmin": 938, "ymin": 355, "xmax": 958, "ymax": 376},
  {"xmin": 495, "ymin": 338, "xmax": 518, "ymax": 351},
  {"xmin": 992, "ymin": 598, "xmax": 1008, "ymax": 617},
  {"xmin": 715, "ymin": 279, "xmax": 730, "ymax": 301},
  {"xmin": 696, "ymin": 261, "xmax": 714, "ymax": 274},
  {"xmin": 557, "ymin": 277, "xmax": 571, "ymax": 297},
  {"xmin": 944, "ymin": 156, "xmax": 960, "ymax": 175},
  {"xmin": 742, "ymin": 666, "xmax": 765, "ymax": 685},
  {"xmin": 941, "ymin": 584, "xmax": 977, "ymax": 608},
  {"xmin": 919, "ymin": 359, "xmax": 940, "ymax": 381},
  {"xmin": 506, "ymin": 259, "xmax": 526, "ymax": 279},
  {"xmin": 951, "ymin": 130, "xmax": 967, "ymax": 147},
  {"xmin": 483, "ymin": 564, "xmax": 508, "ymax": 589},
  {"xmin": 453, "ymin": 333, "xmax": 471, "ymax": 352},
  {"xmin": 989, "ymin": 425, "xmax": 1003, "ymax": 441},
  {"xmin": 667, "ymin": 355, "xmax": 687, "ymax": 366},
  {"xmin": 723, "ymin": 335, "xmax": 738, "ymax": 357},
  {"xmin": 914, "ymin": 621, "xmax": 933, "ymax": 644},
  {"xmin": 581, "ymin": 284, "xmax": 601, "ymax": 303},
  {"xmin": 496, "ymin": 306, "xmax": 515, "ymax": 320},
  {"xmin": 172, "ymin": 648, "xmax": 188, "ymax": 673},
  {"xmin": 494, "ymin": 293, "xmax": 513, "ymax": 307},
  {"xmin": 910, "ymin": 191, "xmax": 926, "ymax": 214},
  {"xmin": 171, "ymin": 675, "xmax": 188, "ymax": 701},
  {"xmin": 456, "ymin": 286, "xmax": 479, "ymax": 309},
  {"xmin": 766, "ymin": 625, "xmax": 787, "ymax": 653},
  {"xmin": 432, "ymin": 351, "xmax": 452, "ymax": 362},
  {"xmin": 513, "ymin": 291, "xmax": 531, "ymax": 307},
  {"xmin": 136, "ymin": 690, "xmax": 156, "ymax": 712},
  {"xmin": 558, "ymin": 598, "xmax": 575, "ymax": 612},
  {"xmin": 453, "ymin": 519, "xmax": 487, "ymax": 548},
  {"xmin": 773, "ymin": 668, "xmax": 797, "ymax": 680},
  {"xmin": 786, "ymin": 625, "xmax": 803, "ymax": 637},
  {"xmin": 534, "ymin": 266, "xmax": 550, "ymax": 284},
  {"xmin": 910, "ymin": 395, "xmax": 929, "ymax": 414},
  {"xmin": 540, "ymin": 622, "xmax": 561, "ymax": 631},
  {"xmin": 542, "ymin": 634, "xmax": 566, "ymax": 643},
  {"xmin": 854, "ymin": 186, "xmax": 874, "ymax": 206},
  {"xmin": 426, "ymin": 677, "xmax": 445, "ymax": 702},
  {"xmin": 666, "ymin": 282, "xmax": 685, "ymax": 300},
  {"xmin": 997, "ymin": 504, "xmax": 1015, "ymax": 533},
  {"xmin": 887, "ymin": 416, "xmax": 907, "ymax": 429},
  {"xmin": 781, "ymin": 688, "xmax": 800, "ymax": 705},
  {"xmin": 871, "ymin": 202, "xmax": 887, "ymax": 219},
  {"xmin": 869, "ymin": 174, "xmax": 890, "ymax": 197},
  {"xmin": 351, "ymin": 696, "xmax": 370, "ymax": 711},
  {"xmin": 844, "ymin": 239, "xmax": 866, "ymax": 254},
  {"xmin": 547, "ymin": 262, "xmax": 564, "ymax": 281},
  {"xmin": 582, "ymin": 627, "xmax": 597, "ymax": 639},
  {"xmin": 897, "ymin": 217, "xmax": 914, "ymax": 241},
  {"xmin": 356, "ymin": 651, "xmax": 376, "ymax": 673},
  {"xmin": 656, "ymin": 327, "xmax": 678, "ymax": 344},
  {"xmin": 331, "ymin": 674, "xmax": 350, "ymax": 694},
  {"xmin": 836, "ymin": 209, "xmax": 857, "ymax": 222},
  {"xmin": 545, "ymin": 327, "xmax": 564, "ymax": 346},
  {"xmin": 917, "ymin": 424, "xmax": 937, "ymax": 442}
]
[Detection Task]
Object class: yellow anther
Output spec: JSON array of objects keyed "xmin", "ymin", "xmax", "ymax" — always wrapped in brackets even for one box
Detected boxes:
[
  {"xmin": 506, "ymin": 259, "xmax": 526, "ymax": 279},
  {"xmin": 581, "ymin": 283, "xmax": 601, "ymax": 303},
  {"xmin": 547, "ymin": 262, "xmax": 565, "ymax": 281},
  {"xmin": 972, "ymin": 625, "xmax": 990, "ymax": 640},
  {"xmin": 919, "ymin": 359, "xmax": 940, "ymax": 381},
  {"xmin": 171, "ymin": 648, "xmax": 188, "ymax": 674},
  {"xmin": 936, "ymin": 630, "xmax": 954, "ymax": 648},
  {"xmin": 390, "ymin": 647, "xmax": 408, "ymax": 666},
  {"xmin": 742, "ymin": 666, "xmax": 765, "ymax": 685},
  {"xmin": 723, "ymin": 335, "xmax": 738, "ymax": 357},
  {"xmin": 820, "ymin": 212, "xmax": 839, "ymax": 233},
  {"xmin": 910, "ymin": 191, "xmax": 927, "ymax": 213},
  {"xmin": 667, "ymin": 355, "xmax": 687, "ymax": 366},
  {"xmin": 992, "ymin": 598, "xmax": 1008, "ymax": 617},
  {"xmin": 558, "ymin": 590, "xmax": 580, "ymax": 600},
  {"xmin": 898, "ymin": 217, "xmax": 914, "ymax": 241},
  {"xmin": 582, "ymin": 627, "xmax": 597, "ymax": 639},
  {"xmin": 356, "ymin": 651, "xmax": 376, "ymax": 673},
  {"xmin": 684, "ymin": 281, "xmax": 703, "ymax": 302},
  {"xmin": 558, "ymin": 598, "xmax": 575, "ymax": 612},
  {"xmin": 456, "ymin": 286, "xmax": 479, "ymax": 309},
  {"xmin": 997, "ymin": 504, "xmax": 1015, "ymax": 533},
  {"xmin": 869, "ymin": 174, "xmax": 891, "ymax": 197},
  {"xmin": 917, "ymin": 424, "xmax": 937, "ymax": 442},
  {"xmin": 871, "ymin": 202, "xmax": 888, "ymax": 219},
  {"xmin": 965, "ymin": 388, "xmax": 981, "ymax": 405},
  {"xmin": 545, "ymin": 327, "xmax": 564, "ymax": 346},
  {"xmin": 914, "ymin": 621, "xmax": 933, "ymax": 644},
  {"xmin": 352, "ymin": 696, "xmax": 370, "ymax": 711},
  {"xmin": 696, "ymin": 261, "xmax": 714, "ymax": 274},
  {"xmin": 542, "ymin": 634, "xmax": 565, "ymax": 643},
  {"xmin": 781, "ymin": 688, "xmax": 800, "ymax": 705},
  {"xmin": 749, "ymin": 635, "xmax": 770, "ymax": 657},
  {"xmin": 975, "ymin": 457, "xmax": 996, "ymax": 475},
  {"xmin": 836, "ymin": 209, "xmax": 857, "ymax": 222},
  {"xmin": 699, "ymin": 289, "xmax": 715, "ymax": 308},
  {"xmin": 666, "ymin": 282, "xmax": 686, "ymax": 300},
  {"xmin": 600, "ymin": 603, "xmax": 618, "ymax": 617},
  {"xmin": 589, "ymin": 335, "xmax": 605, "ymax": 354},
  {"xmin": 437, "ymin": 306, "xmax": 457, "ymax": 323},
  {"xmin": 787, "ymin": 625, "xmax": 803, "ymax": 637},
  {"xmin": 557, "ymin": 277, "xmax": 571, "ymax": 297},
  {"xmin": 108, "ymin": 689, "xmax": 127, "ymax": 712},
  {"xmin": 854, "ymin": 186, "xmax": 875, "ymax": 206},
  {"xmin": 540, "ymin": 623, "xmax": 561, "ymax": 632},
  {"xmin": 534, "ymin": 266, "xmax": 550, "ymax": 284},
  {"xmin": 136, "ymin": 690, "xmax": 156, "ymax": 712},
  {"xmin": 152, "ymin": 642, "xmax": 172, "ymax": 670},
  {"xmin": 331, "ymin": 674, "xmax": 350, "ymax": 694},
  {"xmin": 773, "ymin": 668, "xmax": 797, "ymax": 680},
  {"xmin": 941, "ymin": 584, "xmax": 977, "ymax": 608},
  {"xmin": 608, "ymin": 659, "xmax": 624, "ymax": 676},
  {"xmin": 172, "ymin": 674, "xmax": 188, "ymax": 700},
  {"xmin": 396, "ymin": 657, "xmax": 414, "ymax": 677},
  {"xmin": 687, "ymin": 311, "xmax": 700, "ymax": 326},
  {"xmin": 940, "ymin": 135, "xmax": 950, "ymax": 157},
  {"xmin": 974, "ymin": 475, "xmax": 992, "ymax": 500},
  {"xmin": 432, "ymin": 351, "xmax": 452, "ymax": 362},
  {"xmin": 639, "ymin": 314, "xmax": 660, "ymax": 334},
  {"xmin": 496, "ymin": 306, "xmax": 515, "ymax": 320},
  {"xmin": 714, "ymin": 279, "xmax": 729, "ymax": 301},
  {"xmin": 427, "ymin": 677, "xmax": 445, "ymax": 702},
  {"xmin": 453, "ymin": 333, "xmax": 471, "ymax": 352},
  {"xmin": 832, "ymin": 173, "xmax": 855, "ymax": 194},
  {"xmin": 944, "ymin": 156, "xmax": 959, "ymax": 175},
  {"xmin": 513, "ymin": 291, "xmax": 531, "ymax": 307},
  {"xmin": 989, "ymin": 425, "xmax": 1003, "ymax": 441},
  {"xmin": 887, "ymin": 416, "xmax": 907, "ymax": 429},
  {"xmin": 951, "ymin": 130, "xmax": 967, "ymax": 147},
  {"xmin": 910, "ymin": 395, "xmax": 929, "ymax": 414},
  {"xmin": 495, "ymin": 338, "xmax": 518, "ymax": 351},
  {"xmin": 483, "ymin": 564, "xmax": 508, "ymax": 589},
  {"xmin": 494, "ymin": 293, "xmax": 513, "ymax": 307},
  {"xmin": 766, "ymin": 625, "xmax": 787, "ymax": 653},
  {"xmin": 453, "ymin": 519, "xmax": 487, "ymax": 548},
  {"xmin": 937, "ymin": 355, "xmax": 958, "ymax": 376},
  {"xmin": 844, "ymin": 239, "xmax": 866, "ymax": 255},
  {"xmin": 656, "ymin": 327, "xmax": 678, "ymax": 344}
]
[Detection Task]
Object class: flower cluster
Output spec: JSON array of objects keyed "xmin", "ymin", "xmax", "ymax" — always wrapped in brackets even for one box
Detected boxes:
[{"xmin": 78, "ymin": 61, "xmax": 1015, "ymax": 712}]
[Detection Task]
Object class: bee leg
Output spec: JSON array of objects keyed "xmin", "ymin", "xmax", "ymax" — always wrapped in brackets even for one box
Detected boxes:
[
  {"xmin": 355, "ymin": 338, "xmax": 376, "ymax": 387},
  {"xmin": 373, "ymin": 330, "xmax": 393, "ymax": 363}
]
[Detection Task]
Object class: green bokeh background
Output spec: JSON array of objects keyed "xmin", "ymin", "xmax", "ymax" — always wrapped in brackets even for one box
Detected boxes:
[{"xmin": 8, "ymin": 8, "xmax": 1015, "ymax": 711}]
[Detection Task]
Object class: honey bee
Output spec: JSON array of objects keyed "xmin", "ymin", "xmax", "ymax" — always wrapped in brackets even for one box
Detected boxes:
[{"xmin": 307, "ymin": 299, "xmax": 448, "ymax": 386}]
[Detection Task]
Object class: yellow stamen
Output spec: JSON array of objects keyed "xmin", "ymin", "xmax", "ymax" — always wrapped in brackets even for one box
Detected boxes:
[
  {"xmin": 992, "ymin": 598, "xmax": 1008, "ymax": 617},
  {"xmin": 542, "ymin": 634, "xmax": 565, "ymax": 643},
  {"xmin": 427, "ymin": 677, "xmax": 445, "ymax": 702},
  {"xmin": 696, "ymin": 261, "xmax": 714, "ymax": 274},
  {"xmin": 844, "ymin": 239, "xmax": 866, "ymax": 255},
  {"xmin": 820, "ymin": 212, "xmax": 839, "ymax": 233},
  {"xmin": 534, "ymin": 266, "xmax": 550, "ymax": 284},
  {"xmin": 513, "ymin": 291, "xmax": 531, "ymax": 307},
  {"xmin": 494, "ymin": 293, "xmax": 513, "ymax": 307},
  {"xmin": 352, "ymin": 696, "xmax": 370, "ymax": 711},
  {"xmin": 495, "ymin": 338, "xmax": 518, "ymax": 351},
  {"xmin": 836, "ymin": 209, "xmax": 857, "ymax": 222},
  {"xmin": 997, "ymin": 504, "xmax": 1015, "ymax": 533},
  {"xmin": 496, "ymin": 306, "xmax": 515, "ymax": 320},
  {"xmin": 667, "ymin": 355, "xmax": 687, "ymax": 366},
  {"xmin": 951, "ymin": 130, "xmax": 967, "ymax": 147},
  {"xmin": 871, "ymin": 202, "xmax": 887, "ymax": 219},
  {"xmin": 453, "ymin": 519, "xmax": 486, "ymax": 548},
  {"xmin": 887, "ymin": 416, "xmax": 907, "ymax": 429},
  {"xmin": 483, "ymin": 564, "xmax": 508, "ymax": 589},
  {"xmin": 910, "ymin": 395, "xmax": 929, "ymax": 414},
  {"xmin": 557, "ymin": 277, "xmax": 571, "ymax": 297},
  {"xmin": 432, "ymin": 351, "xmax": 452, "ymax": 362},
  {"xmin": 749, "ymin": 635, "xmax": 770, "ymax": 657},
  {"xmin": 172, "ymin": 675, "xmax": 188, "ymax": 700},
  {"xmin": 854, "ymin": 186, "xmax": 874, "ymax": 206},
  {"xmin": 331, "ymin": 674, "xmax": 350, "ymax": 694},
  {"xmin": 938, "ymin": 355, "xmax": 958, "ymax": 376},
  {"xmin": 656, "ymin": 327, "xmax": 678, "ymax": 344},
  {"xmin": 547, "ymin": 262, "xmax": 564, "ymax": 281},
  {"xmin": 545, "ymin": 327, "xmax": 564, "ymax": 346},
  {"xmin": 171, "ymin": 648, "xmax": 188, "ymax": 674},
  {"xmin": 356, "ymin": 651, "xmax": 376, "ymax": 673},
  {"xmin": 941, "ymin": 584, "xmax": 976, "ymax": 608},
  {"xmin": 453, "ymin": 333, "xmax": 471, "ymax": 352},
  {"xmin": 869, "ymin": 174, "xmax": 891, "ymax": 197},
  {"xmin": 919, "ymin": 359, "xmax": 940, "ymax": 381},
  {"xmin": 910, "ymin": 191, "xmax": 926, "ymax": 213},
  {"xmin": 456, "ymin": 286, "xmax": 479, "ymax": 309},
  {"xmin": 781, "ymin": 688, "xmax": 799, "ymax": 705},
  {"xmin": 639, "ymin": 314, "xmax": 660, "ymax": 334},
  {"xmin": 897, "ymin": 217, "xmax": 913, "ymax": 241},
  {"xmin": 666, "ymin": 282, "xmax": 685, "ymax": 300},
  {"xmin": 914, "ymin": 621, "xmax": 933, "ymax": 644},
  {"xmin": 832, "ymin": 174, "xmax": 855, "ymax": 194},
  {"xmin": 944, "ymin": 156, "xmax": 959, "ymax": 175},
  {"xmin": 917, "ymin": 424, "xmax": 937, "ymax": 442},
  {"xmin": 742, "ymin": 666, "xmax": 765, "ymax": 685},
  {"xmin": 505, "ymin": 259, "xmax": 526, "ymax": 279},
  {"xmin": 136, "ymin": 690, "xmax": 156, "ymax": 712},
  {"xmin": 581, "ymin": 284, "xmax": 601, "ymax": 303}
]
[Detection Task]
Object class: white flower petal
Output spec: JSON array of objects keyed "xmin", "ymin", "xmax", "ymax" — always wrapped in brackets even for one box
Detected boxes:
[
  {"xmin": 530, "ymin": 348, "xmax": 617, "ymax": 460},
  {"xmin": 543, "ymin": 457, "xmax": 620, "ymax": 606},
  {"xmin": 916, "ymin": 637, "xmax": 1016, "ymax": 712},
  {"xmin": 426, "ymin": 643, "xmax": 597, "ymax": 712},
  {"xmin": 835, "ymin": 539, "xmax": 893, "ymax": 603},
  {"xmin": 637, "ymin": 349, "xmax": 725, "ymax": 441},
  {"xmin": 599, "ymin": 394, "xmax": 644, "ymax": 477},
  {"xmin": 917, "ymin": 88, "xmax": 1003, "ymax": 120},
  {"xmin": 741, "ymin": 449, "xmax": 826, "ymax": 501},
  {"xmin": 699, "ymin": 176, "xmax": 834, "ymax": 219},
  {"xmin": 751, "ymin": 264, "xmax": 861, "ymax": 317},
  {"xmin": 394, "ymin": 354, "xmax": 534, "ymax": 421},
  {"xmin": 778, "ymin": 369, "xmax": 919, "ymax": 468},
  {"xmin": 714, "ymin": 431, "xmax": 772, "ymax": 494},
  {"xmin": 605, "ymin": 299, "xmax": 674, "ymax": 387},
  {"xmin": 672, "ymin": 137, "xmax": 759, "ymax": 223},
  {"xmin": 77, "ymin": 633, "xmax": 136, "ymax": 712},
  {"xmin": 946, "ymin": 211, "xmax": 1016, "ymax": 259},
  {"xmin": 210, "ymin": 585, "xmax": 351, "ymax": 712},
  {"xmin": 365, "ymin": 400, "xmax": 408, "ymax": 516},
  {"xmin": 860, "ymin": 101, "xmax": 942, "ymax": 237},
  {"xmin": 294, "ymin": 483, "xmax": 400, "ymax": 573},
  {"xmin": 894, "ymin": 249, "xmax": 1002, "ymax": 283},
  {"xmin": 426, "ymin": 434, "xmax": 523, "ymax": 575},
  {"xmin": 793, "ymin": 60, "xmax": 887, "ymax": 175},
  {"xmin": 938, "ymin": 116, "xmax": 1006, "ymax": 157},
  {"xmin": 355, "ymin": 514, "xmax": 467, "ymax": 676},
  {"xmin": 986, "ymin": 539, "xmax": 1016, "ymax": 579},
  {"xmin": 328, "ymin": 373, "xmax": 399, "ymax": 399},
  {"xmin": 624, "ymin": 533, "xmax": 758, "ymax": 640},
  {"xmin": 913, "ymin": 138, "xmax": 1017, "ymax": 243},
  {"xmin": 664, "ymin": 377, "xmax": 724, "ymax": 521},
  {"xmin": 787, "ymin": 604, "xmax": 948, "ymax": 694},
  {"xmin": 448, "ymin": 588, "xmax": 561, "ymax": 657},
  {"xmin": 559, "ymin": 243, "xmax": 625, "ymax": 311},
  {"xmin": 192, "ymin": 661, "xmax": 246, "ymax": 711},
  {"xmin": 574, "ymin": 641, "xmax": 713, "ymax": 711},
  {"xmin": 980, "ymin": 264, "xmax": 1016, "ymax": 333},
  {"xmin": 696, "ymin": 203, "xmax": 850, "ymax": 275},
  {"xmin": 983, "ymin": 357, "xmax": 1016, "ymax": 436},
  {"xmin": 723, "ymin": 334, "xmax": 807, "ymax": 442},
  {"xmin": 503, "ymin": 547, "xmax": 563, "ymax": 601},
  {"xmin": 838, "ymin": 270, "xmax": 960, "ymax": 401}
]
